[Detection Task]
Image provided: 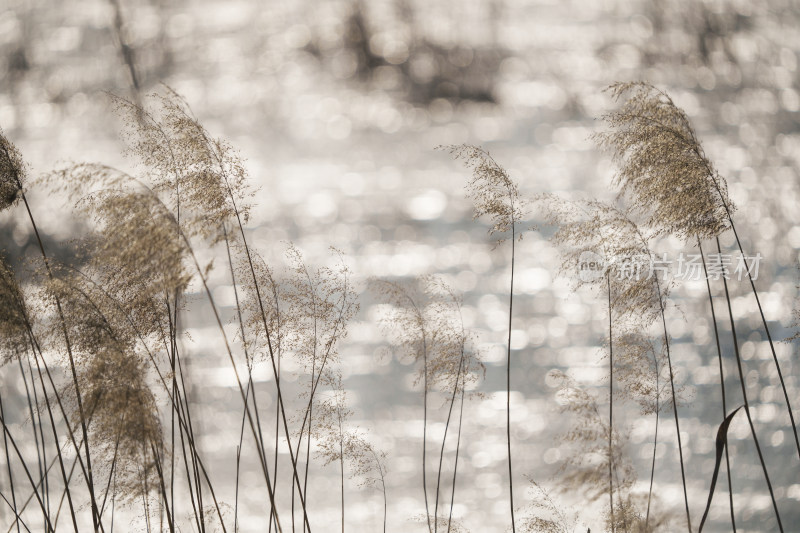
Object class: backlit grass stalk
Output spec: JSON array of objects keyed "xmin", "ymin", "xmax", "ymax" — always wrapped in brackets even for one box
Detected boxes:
[
  {"xmin": 20, "ymin": 355, "xmax": 49, "ymax": 523},
  {"xmin": 716, "ymin": 236, "xmax": 783, "ymax": 531},
  {"xmin": 652, "ymin": 273, "xmax": 691, "ymax": 533},
  {"xmin": 430, "ymin": 282, "xmax": 480, "ymax": 533},
  {"xmin": 599, "ymin": 81, "xmax": 800, "ymax": 464},
  {"xmin": 446, "ymin": 383, "xmax": 465, "ymax": 533},
  {"xmin": 698, "ymin": 239, "xmax": 736, "ymax": 532},
  {"xmin": 644, "ymin": 348, "xmax": 659, "ymax": 532},
  {"xmin": 164, "ymin": 92, "xmax": 314, "ymax": 526},
  {"xmin": 373, "ymin": 280, "xmax": 433, "ymax": 533},
  {"xmin": 0, "ymin": 389, "xmax": 21, "ymax": 533},
  {"xmin": 445, "ymin": 145, "xmax": 528, "ymax": 533},
  {"xmin": 606, "ymin": 273, "xmax": 615, "ymax": 532},
  {"xmin": 1, "ymin": 139, "xmax": 101, "ymax": 532}
]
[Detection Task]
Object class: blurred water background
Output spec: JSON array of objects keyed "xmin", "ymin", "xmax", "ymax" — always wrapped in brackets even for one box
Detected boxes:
[{"xmin": 1, "ymin": 0, "xmax": 800, "ymax": 531}]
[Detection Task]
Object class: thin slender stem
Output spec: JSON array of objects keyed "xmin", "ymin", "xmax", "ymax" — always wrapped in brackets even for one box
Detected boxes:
[
  {"xmin": 339, "ymin": 411, "xmax": 345, "ymax": 533},
  {"xmin": 423, "ymin": 324, "xmax": 431, "ymax": 533},
  {"xmin": 16, "ymin": 358, "xmax": 43, "ymax": 530},
  {"xmin": 19, "ymin": 190, "xmax": 101, "ymax": 532},
  {"xmin": 653, "ymin": 274, "xmax": 691, "ymax": 533},
  {"xmin": 645, "ymin": 384, "xmax": 659, "ymax": 532},
  {"xmin": 434, "ymin": 347, "xmax": 465, "ymax": 528},
  {"xmin": 447, "ymin": 382, "xmax": 466, "ymax": 533},
  {"xmin": 25, "ymin": 354, "xmax": 49, "ymax": 521},
  {"xmin": 234, "ymin": 380, "xmax": 251, "ymax": 533},
  {"xmin": 0, "ymin": 388, "xmax": 20, "ymax": 533},
  {"xmin": 23, "ymin": 327, "xmax": 80, "ymax": 533},
  {"xmin": 506, "ymin": 225, "xmax": 516, "ymax": 533},
  {"xmin": 716, "ymin": 236, "xmax": 783, "ymax": 532},
  {"xmin": 0, "ymin": 491, "xmax": 31, "ymax": 533},
  {"xmin": 607, "ymin": 274, "xmax": 615, "ymax": 532},
  {"xmin": 727, "ymin": 219, "xmax": 800, "ymax": 461},
  {"xmin": 0, "ymin": 397, "xmax": 53, "ymax": 532},
  {"xmin": 698, "ymin": 239, "xmax": 736, "ymax": 532}
]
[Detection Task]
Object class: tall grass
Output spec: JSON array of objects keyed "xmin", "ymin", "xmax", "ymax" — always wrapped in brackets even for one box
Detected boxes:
[
  {"xmin": 444, "ymin": 145, "xmax": 528, "ymax": 533},
  {"xmin": 0, "ymin": 81, "xmax": 797, "ymax": 533}
]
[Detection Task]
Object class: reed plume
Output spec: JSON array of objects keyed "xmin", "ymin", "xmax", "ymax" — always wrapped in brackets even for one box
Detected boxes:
[
  {"xmin": 0, "ymin": 130, "xmax": 24, "ymax": 211},
  {"xmin": 519, "ymin": 481, "xmax": 578, "ymax": 533},
  {"xmin": 444, "ymin": 144, "xmax": 528, "ymax": 533},
  {"xmin": 375, "ymin": 275, "xmax": 483, "ymax": 532},
  {"xmin": 598, "ymin": 81, "xmax": 791, "ymax": 530},
  {"xmin": 542, "ymin": 195, "xmax": 683, "ymax": 530},
  {"xmin": 595, "ymin": 82, "xmax": 731, "ymax": 241},
  {"xmin": 0, "ymin": 255, "xmax": 29, "ymax": 361}
]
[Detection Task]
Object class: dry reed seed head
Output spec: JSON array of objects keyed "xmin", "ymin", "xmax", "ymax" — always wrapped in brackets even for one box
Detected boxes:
[
  {"xmin": 0, "ymin": 255, "xmax": 30, "ymax": 362},
  {"xmin": 112, "ymin": 89, "xmax": 252, "ymax": 243},
  {"xmin": 38, "ymin": 264, "xmax": 165, "ymax": 503},
  {"xmin": 549, "ymin": 370, "xmax": 636, "ymax": 503},
  {"xmin": 541, "ymin": 195, "xmax": 670, "ymax": 330},
  {"xmin": 519, "ymin": 481, "xmax": 578, "ymax": 533},
  {"xmin": 443, "ymin": 144, "xmax": 529, "ymax": 244},
  {"xmin": 597, "ymin": 82, "xmax": 733, "ymax": 241},
  {"xmin": 313, "ymin": 388, "xmax": 353, "ymax": 463},
  {"xmin": 81, "ymin": 344, "xmax": 163, "ymax": 453},
  {"xmin": 237, "ymin": 248, "xmax": 284, "ymax": 363},
  {"xmin": 0, "ymin": 131, "xmax": 25, "ymax": 210},
  {"xmin": 373, "ymin": 276, "xmax": 483, "ymax": 394},
  {"xmin": 604, "ymin": 496, "xmax": 645, "ymax": 533},
  {"xmin": 46, "ymin": 163, "xmax": 193, "ymax": 312},
  {"xmin": 81, "ymin": 345, "xmax": 163, "ymax": 503},
  {"xmin": 343, "ymin": 432, "xmax": 388, "ymax": 489},
  {"xmin": 200, "ymin": 503, "xmax": 233, "ymax": 533},
  {"xmin": 611, "ymin": 332, "xmax": 659, "ymax": 408},
  {"xmin": 372, "ymin": 280, "xmax": 431, "ymax": 386},
  {"xmin": 423, "ymin": 276, "xmax": 476, "ymax": 384},
  {"xmin": 87, "ymin": 192, "xmax": 190, "ymax": 296},
  {"xmin": 41, "ymin": 164, "xmax": 193, "ymax": 349},
  {"xmin": 76, "ymin": 192, "xmax": 192, "ymax": 347},
  {"xmin": 312, "ymin": 380, "xmax": 390, "ymax": 491},
  {"xmin": 611, "ymin": 330, "xmax": 680, "ymax": 415},
  {"xmin": 414, "ymin": 515, "xmax": 471, "ymax": 533},
  {"xmin": 282, "ymin": 245, "xmax": 359, "ymax": 375},
  {"xmin": 39, "ymin": 264, "xmax": 136, "ymax": 360}
]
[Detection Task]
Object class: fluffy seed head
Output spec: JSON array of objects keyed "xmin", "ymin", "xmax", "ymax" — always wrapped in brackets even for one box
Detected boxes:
[
  {"xmin": 0, "ymin": 130, "xmax": 25, "ymax": 210},
  {"xmin": 443, "ymin": 144, "xmax": 529, "ymax": 245},
  {"xmin": 596, "ymin": 82, "xmax": 733, "ymax": 240},
  {"xmin": 0, "ymin": 255, "xmax": 29, "ymax": 362}
]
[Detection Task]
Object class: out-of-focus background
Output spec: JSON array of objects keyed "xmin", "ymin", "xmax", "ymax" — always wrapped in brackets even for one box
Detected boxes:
[{"xmin": 1, "ymin": 0, "xmax": 800, "ymax": 531}]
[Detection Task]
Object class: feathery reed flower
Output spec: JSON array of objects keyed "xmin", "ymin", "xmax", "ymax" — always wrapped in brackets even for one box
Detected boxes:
[
  {"xmin": 541, "ymin": 196, "xmax": 668, "ymax": 328},
  {"xmin": 46, "ymin": 165, "xmax": 192, "ymax": 328},
  {"xmin": 0, "ymin": 130, "xmax": 24, "ymax": 210},
  {"xmin": 374, "ymin": 276, "xmax": 483, "ymax": 395},
  {"xmin": 550, "ymin": 370, "xmax": 635, "ymax": 504},
  {"xmin": 444, "ymin": 143, "xmax": 526, "ymax": 532},
  {"xmin": 443, "ymin": 144, "xmax": 528, "ymax": 244},
  {"xmin": 0, "ymin": 255, "xmax": 29, "ymax": 362},
  {"xmin": 595, "ymin": 81, "xmax": 733, "ymax": 241},
  {"xmin": 80, "ymin": 345, "xmax": 163, "ymax": 504},
  {"xmin": 519, "ymin": 481, "xmax": 578, "ymax": 533},
  {"xmin": 612, "ymin": 331, "xmax": 676, "ymax": 416},
  {"xmin": 37, "ymin": 261, "xmax": 165, "ymax": 506},
  {"xmin": 111, "ymin": 89, "xmax": 252, "ymax": 243}
]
